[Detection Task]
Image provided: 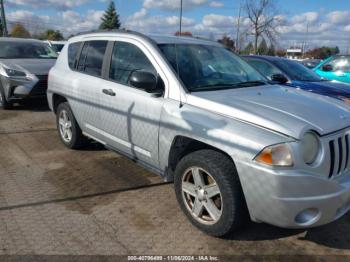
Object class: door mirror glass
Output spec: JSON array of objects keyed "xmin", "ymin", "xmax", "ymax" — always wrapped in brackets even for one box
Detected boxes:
[
  {"xmin": 322, "ymin": 64, "xmax": 333, "ymax": 72},
  {"xmin": 129, "ymin": 71, "xmax": 158, "ymax": 93},
  {"xmin": 271, "ymin": 73, "xmax": 288, "ymax": 84}
]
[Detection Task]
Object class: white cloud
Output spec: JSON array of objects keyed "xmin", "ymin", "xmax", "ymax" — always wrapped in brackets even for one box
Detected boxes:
[
  {"xmin": 291, "ymin": 12, "xmax": 319, "ymax": 24},
  {"xmin": 327, "ymin": 11, "xmax": 350, "ymax": 25},
  {"xmin": 6, "ymin": 0, "xmax": 90, "ymax": 10},
  {"xmin": 143, "ymin": 0, "xmax": 208, "ymax": 10},
  {"xmin": 209, "ymin": 1, "xmax": 224, "ymax": 8}
]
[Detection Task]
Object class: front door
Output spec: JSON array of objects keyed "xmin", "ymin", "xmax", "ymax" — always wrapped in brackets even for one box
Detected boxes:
[{"xmin": 97, "ymin": 40, "xmax": 165, "ymax": 168}]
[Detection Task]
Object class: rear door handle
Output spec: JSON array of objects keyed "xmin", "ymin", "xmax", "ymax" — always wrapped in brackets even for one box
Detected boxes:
[{"xmin": 102, "ymin": 89, "xmax": 116, "ymax": 96}]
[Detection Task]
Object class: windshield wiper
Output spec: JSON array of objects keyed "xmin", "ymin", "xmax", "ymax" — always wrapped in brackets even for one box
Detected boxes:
[{"xmin": 235, "ymin": 80, "xmax": 267, "ymax": 87}]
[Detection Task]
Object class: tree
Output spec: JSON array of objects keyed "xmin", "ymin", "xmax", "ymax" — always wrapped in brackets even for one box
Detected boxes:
[
  {"xmin": 40, "ymin": 29, "xmax": 64, "ymax": 41},
  {"xmin": 305, "ymin": 46, "xmax": 340, "ymax": 59},
  {"xmin": 267, "ymin": 43, "xmax": 276, "ymax": 56},
  {"xmin": 10, "ymin": 23, "xmax": 31, "ymax": 38},
  {"xmin": 244, "ymin": 0, "xmax": 279, "ymax": 54},
  {"xmin": 257, "ymin": 38, "xmax": 268, "ymax": 55},
  {"xmin": 218, "ymin": 35, "xmax": 235, "ymax": 51},
  {"xmin": 276, "ymin": 49, "xmax": 286, "ymax": 57},
  {"xmin": 174, "ymin": 31, "xmax": 193, "ymax": 37},
  {"xmin": 241, "ymin": 42, "xmax": 254, "ymax": 54},
  {"xmin": 99, "ymin": 1, "xmax": 121, "ymax": 30},
  {"xmin": 0, "ymin": 19, "xmax": 3, "ymax": 36}
]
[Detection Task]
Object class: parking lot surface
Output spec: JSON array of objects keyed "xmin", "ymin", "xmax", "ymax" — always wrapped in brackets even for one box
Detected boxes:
[{"xmin": 0, "ymin": 101, "xmax": 350, "ymax": 258}]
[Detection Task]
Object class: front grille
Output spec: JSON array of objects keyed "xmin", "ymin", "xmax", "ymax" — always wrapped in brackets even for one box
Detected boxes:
[
  {"xmin": 30, "ymin": 75, "xmax": 48, "ymax": 96},
  {"xmin": 328, "ymin": 134, "xmax": 350, "ymax": 178}
]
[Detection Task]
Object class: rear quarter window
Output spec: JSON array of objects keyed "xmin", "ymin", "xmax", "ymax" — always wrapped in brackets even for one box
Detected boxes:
[{"xmin": 68, "ymin": 42, "xmax": 81, "ymax": 70}]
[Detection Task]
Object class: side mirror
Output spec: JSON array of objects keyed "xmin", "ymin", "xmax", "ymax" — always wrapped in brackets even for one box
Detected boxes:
[
  {"xmin": 322, "ymin": 64, "xmax": 333, "ymax": 72},
  {"xmin": 129, "ymin": 71, "xmax": 159, "ymax": 93},
  {"xmin": 271, "ymin": 74, "xmax": 288, "ymax": 84}
]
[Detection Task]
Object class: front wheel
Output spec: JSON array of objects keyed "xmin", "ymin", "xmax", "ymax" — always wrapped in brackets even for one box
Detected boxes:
[
  {"xmin": 56, "ymin": 102, "xmax": 88, "ymax": 149},
  {"xmin": 174, "ymin": 150, "xmax": 248, "ymax": 237}
]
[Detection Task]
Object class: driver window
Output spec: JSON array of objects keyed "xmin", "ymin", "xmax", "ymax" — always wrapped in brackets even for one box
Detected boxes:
[
  {"xmin": 109, "ymin": 42, "xmax": 157, "ymax": 86},
  {"xmin": 248, "ymin": 60, "xmax": 282, "ymax": 80}
]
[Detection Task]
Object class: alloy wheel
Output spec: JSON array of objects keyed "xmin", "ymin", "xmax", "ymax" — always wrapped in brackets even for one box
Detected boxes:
[
  {"xmin": 181, "ymin": 167, "xmax": 223, "ymax": 225},
  {"xmin": 58, "ymin": 109, "xmax": 73, "ymax": 143}
]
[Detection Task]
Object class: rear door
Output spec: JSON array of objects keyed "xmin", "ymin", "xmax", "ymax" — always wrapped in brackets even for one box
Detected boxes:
[{"xmin": 68, "ymin": 40, "xmax": 109, "ymax": 140}]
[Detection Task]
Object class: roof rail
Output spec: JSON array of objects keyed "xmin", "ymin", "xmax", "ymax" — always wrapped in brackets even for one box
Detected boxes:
[{"xmin": 74, "ymin": 29, "xmax": 143, "ymax": 37}]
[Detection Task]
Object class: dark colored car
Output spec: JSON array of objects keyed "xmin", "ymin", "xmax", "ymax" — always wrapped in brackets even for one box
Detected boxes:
[{"xmin": 242, "ymin": 55, "xmax": 350, "ymax": 102}]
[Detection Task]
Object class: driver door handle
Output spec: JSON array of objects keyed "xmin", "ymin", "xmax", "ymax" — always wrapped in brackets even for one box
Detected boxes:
[{"xmin": 102, "ymin": 89, "xmax": 116, "ymax": 96}]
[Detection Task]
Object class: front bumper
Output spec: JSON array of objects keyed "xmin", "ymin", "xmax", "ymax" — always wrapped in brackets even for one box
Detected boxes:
[
  {"xmin": 0, "ymin": 75, "xmax": 48, "ymax": 100},
  {"xmin": 235, "ymin": 160, "xmax": 350, "ymax": 228}
]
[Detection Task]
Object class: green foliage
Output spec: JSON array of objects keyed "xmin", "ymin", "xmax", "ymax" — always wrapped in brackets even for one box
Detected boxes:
[
  {"xmin": 257, "ymin": 39, "xmax": 268, "ymax": 55},
  {"xmin": 99, "ymin": 1, "xmax": 121, "ymax": 30},
  {"xmin": 306, "ymin": 46, "xmax": 340, "ymax": 59},
  {"xmin": 10, "ymin": 23, "xmax": 31, "ymax": 38},
  {"xmin": 218, "ymin": 35, "xmax": 235, "ymax": 51},
  {"xmin": 240, "ymin": 42, "xmax": 254, "ymax": 55},
  {"xmin": 40, "ymin": 29, "xmax": 64, "ymax": 41},
  {"xmin": 267, "ymin": 44, "xmax": 276, "ymax": 56},
  {"xmin": 0, "ymin": 18, "xmax": 3, "ymax": 36}
]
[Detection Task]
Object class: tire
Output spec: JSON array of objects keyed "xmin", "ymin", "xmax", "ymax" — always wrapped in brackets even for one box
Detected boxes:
[
  {"xmin": 174, "ymin": 149, "xmax": 249, "ymax": 237},
  {"xmin": 0, "ymin": 85, "xmax": 13, "ymax": 109},
  {"xmin": 56, "ymin": 102, "xmax": 88, "ymax": 149}
]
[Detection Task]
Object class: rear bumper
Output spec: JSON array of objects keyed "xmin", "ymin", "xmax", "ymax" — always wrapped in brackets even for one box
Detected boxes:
[{"xmin": 235, "ymin": 160, "xmax": 350, "ymax": 228}]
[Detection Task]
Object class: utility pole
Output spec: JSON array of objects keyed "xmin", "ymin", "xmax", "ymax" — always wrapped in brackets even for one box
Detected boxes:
[
  {"xmin": 0, "ymin": 0, "xmax": 8, "ymax": 36},
  {"xmin": 302, "ymin": 22, "xmax": 309, "ymax": 58},
  {"xmin": 235, "ymin": 1, "xmax": 242, "ymax": 52},
  {"xmin": 179, "ymin": 0, "xmax": 183, "ymax": 35}
]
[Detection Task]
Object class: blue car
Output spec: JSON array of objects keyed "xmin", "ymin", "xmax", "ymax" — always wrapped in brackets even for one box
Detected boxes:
[
  {"xmin": 314, "ymin": 55, "xmax": 350, "ymax": 84},
  {"xmin": 243, "ymin": 55, "xmax": 350, "ymax": 101}
]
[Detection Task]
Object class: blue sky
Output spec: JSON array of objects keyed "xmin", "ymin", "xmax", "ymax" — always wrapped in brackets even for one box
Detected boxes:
[{"xmin": 4, "ymin": 0, "xmax": 350, "ymax": 52}]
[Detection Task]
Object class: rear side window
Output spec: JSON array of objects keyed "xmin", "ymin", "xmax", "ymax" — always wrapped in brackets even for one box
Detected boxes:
[
  {"xmin": 109, "ymin": 41, "xmax": 156, "ymax": 85},
  {"xmin": 77, "ymin": 41, "xmax": 108, "ymax": 76},
  {"xmin": 68, "ymin": 42, "xmax": 81, "ymax": 69}
]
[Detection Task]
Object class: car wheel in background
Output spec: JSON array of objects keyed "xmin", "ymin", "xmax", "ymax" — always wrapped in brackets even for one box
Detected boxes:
[
  {"xmin": 56, "ymin": 102, "xmax": 88, "ymax": 149},
  {"xmin": 174, "ymin": 149, "xmax": 249, "ymax": 237},
  {"xmin": 0, "ymin": 86, "xmax": 13, "ymax": 110}
]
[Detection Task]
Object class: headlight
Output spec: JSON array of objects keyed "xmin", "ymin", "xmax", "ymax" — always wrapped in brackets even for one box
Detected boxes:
[
  {"xmin": 4, "ymin": 68, "xmax": 26, "ymax": 78},
  {"xmin": 255, "ymin": 143, "xmax": 293, "ymax": 167},
  {"xmin": 300, "ymin": 131, "xmax": 320, "ymax": 165}
]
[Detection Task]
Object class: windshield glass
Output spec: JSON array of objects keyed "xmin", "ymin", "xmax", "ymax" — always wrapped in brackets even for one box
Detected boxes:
[
  {"xmin": 275, "ymin": 60, "xmax": 323, "ymax": 82},
  {"xmin": 158, "ymin": 44, "xmax": 266, "ymax": 91},
  {"xmin": 52, "ymin": 44, "xmax": 65, "ymax": 53},
  {"xmin": 0, "ymin": 41, "xmax": 58, "ymax": 59}
]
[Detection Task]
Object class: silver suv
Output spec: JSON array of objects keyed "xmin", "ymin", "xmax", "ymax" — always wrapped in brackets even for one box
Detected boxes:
[{"xmin": 48, "ymin": 30, "xmax": 350, "ymax": 237}]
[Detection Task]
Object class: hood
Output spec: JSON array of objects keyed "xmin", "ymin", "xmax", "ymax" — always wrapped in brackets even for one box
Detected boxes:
[
  {"xmin": 186, "ymin": 85, "xmax": 350, "ymax": 139},
  {"xmin": 291, "ymin": 80, "xmax": 350, "ymax": 100},
  {"xmin": 0, "ymin": 59, "xmax": 56, "ymax": 75}
]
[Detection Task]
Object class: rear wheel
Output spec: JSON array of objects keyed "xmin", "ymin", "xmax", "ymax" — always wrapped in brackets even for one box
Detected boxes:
[
  {"xmin": 0, "ymin": 86, "xmax": 12, "ymax": 109},
  {"xmin": 174, "ymin": 150, "xmax": 248, "ymax": 237},
  {"xmin": 56, "ymin": 102, "xmax": 88, "ymax": 149}
]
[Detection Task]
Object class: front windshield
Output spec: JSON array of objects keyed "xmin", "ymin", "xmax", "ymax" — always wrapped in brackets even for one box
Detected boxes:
[
  {"xmin": 52, "ymin": 44, "xmax": 65, "ymax": 53},
  {"xmin": 275, "ymin": 60, "xmax": 323, "ymax": 82},
  {"xmin": 158, "ymin": 44, "xmax": 266, "ymax": 92},
  {"xmin": 0, "ymin": 41, "xmax": 58, "ymax": 59}
]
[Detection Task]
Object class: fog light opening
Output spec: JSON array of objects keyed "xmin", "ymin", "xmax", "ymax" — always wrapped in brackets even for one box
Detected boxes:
[{"xmin": 295, "ymin": 208, "xmax": 320, "ymax": 226}]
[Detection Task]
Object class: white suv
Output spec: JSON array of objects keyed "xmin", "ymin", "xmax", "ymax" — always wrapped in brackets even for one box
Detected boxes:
[{"xmin": 48, "ymin": 30, "xmax": 350, "ymax": 237}]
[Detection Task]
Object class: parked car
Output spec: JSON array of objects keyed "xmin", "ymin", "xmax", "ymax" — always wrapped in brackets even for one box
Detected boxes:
[
  {"xmin": 314, "ymin": 55, "xmax": 350, "ymax": 84},
  {"xmin": 48, "ymin": 30, "xmax": 350, "ymax": 237},
  {"xmin": 0, "ymin": 37, "xmax": 57, "ymax": 109},
  {"xmin": 243, "ymin": 55, "xmax": 350, "ymax": 101},
  {"xmin": 45, "ymin": 40, "xmax": 67, "ymax": 54},
  {"xmin": 300, "ymin": 59, "xmax": 322, "ymax": 69}
]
